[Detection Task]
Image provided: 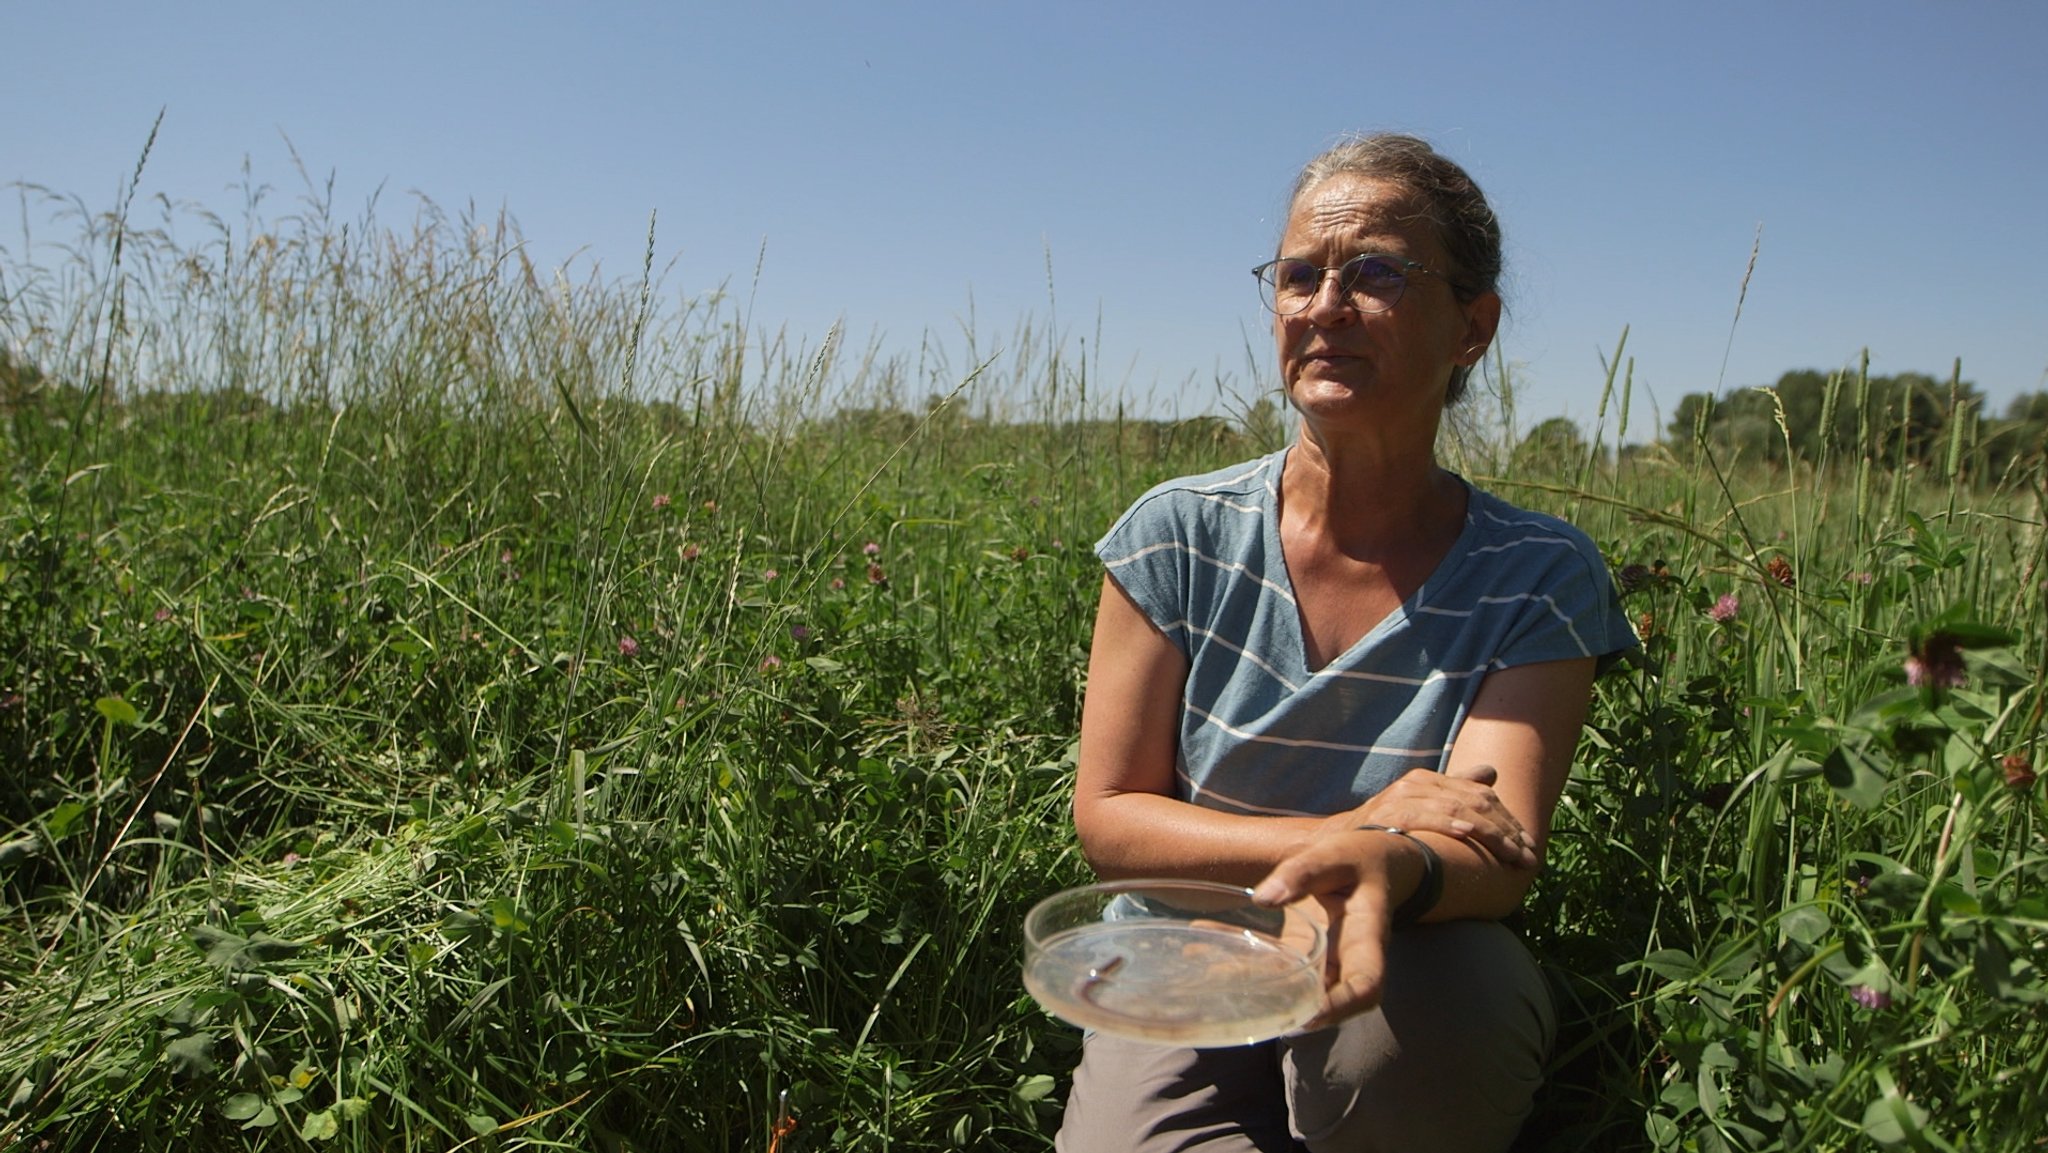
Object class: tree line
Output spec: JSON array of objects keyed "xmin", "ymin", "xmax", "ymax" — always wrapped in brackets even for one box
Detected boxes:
[{"xmin": 1514, "ymin": 365, "xmax": 2047, "ymax": 486}]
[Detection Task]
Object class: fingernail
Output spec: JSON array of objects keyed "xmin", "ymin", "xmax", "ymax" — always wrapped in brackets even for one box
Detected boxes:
[{"xmin": 1252, "ymin": 879, "xmax": 1284, "ymax": 905}]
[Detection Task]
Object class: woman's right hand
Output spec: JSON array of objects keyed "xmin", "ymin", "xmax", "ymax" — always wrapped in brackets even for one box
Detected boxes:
[{"xmin": 1326, "ymin": 763, "xmax": 1539, "ymax": 869}]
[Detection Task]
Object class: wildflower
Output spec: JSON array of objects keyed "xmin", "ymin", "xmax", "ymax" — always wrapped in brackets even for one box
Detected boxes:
[
  {"xmin": 1709, "ymin": 593, "xmax": 1740, "ymax": 623},
  {"xmin": 500, "ymin": 549, "xmax": 515, "ymax": 566},
  {"xmin": 2003, "ymin": 753, "xmax": 2037, "ymax": 791},
  {"xmin": 681, "ymin": 543, "xmax": 701, "ymax": 562},
  {"xmin": 1846, "ymin": 571, "xmax": 1874, "ymax": 586},
  {"xmin": 862, "ymin": 540, "xmax": 881, "ymax": 557},
  {"xmin": 1051, "ymin": 538, "xmax": 1064, "ymax": 551},
  {"xmin": 703, "ymin": 500, "xmax": 718, "ymax": 512},
  {"xmin": 1904, "ymin": 632, "xmax": 1966, "ymax": 689},
  {"xmin": 789, "ymin": 624, "xmax": 810, "ymax": 642},
  {"xmin": 154, "ymin": 607, "xmax": 173, "ymax": 622},
  {"xmin": 829, "ymin": 577, "xmax": 845, "ymax": 591},
  {"xmin": 0, "ymin": 693, "xmax": 21, "ymax": 711},
  {"xmin": 1849, "ymin": 984, "xmax": 1892, "ymax": 1011},
  {"xmin": 1650, "ymin": 559, "xmax": 1670, "ymax": 582},
  {"xmin": 652, "ymin": 493, "xmax": 671, "ymax": 510},
  {"xmin": 866, "ymin": 562, "xmax": 887, "ymax": 586},
  {"xmin": 1617, "ymin": 564, "xmax": 1652, "ymax": 594},
  {"xmin": 282, "ymin": 852, "xmax": 302, "ymax": 866},
  {"xmin": 759, "ymin": 655, "xmax": 782, "ymax": 671},
  {"xmin": 1766, "ymin": 557, "xmax": 1795, "ymax": 588},
  {"xmin": 763, "ymin": 569, "xmax": 779, "ymax": 582},
  {"xmin": 1636, "ymin": 611, "xmax": 1658, "ymax": 639},
  {"xmin": 617, "ymin": 635, "xmax": 641, "ymax": 658},
  {"xmin": 1011, "ymin": 546, "xmax": 1031, "ymax": 562}
]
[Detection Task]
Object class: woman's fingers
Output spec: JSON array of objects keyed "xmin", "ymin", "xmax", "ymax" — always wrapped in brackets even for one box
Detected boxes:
[
  {"xmin": 1447, "ymin": 762, "xmax": 1498, "ymax": 786},
  {"xmin": 1306, "ymin": 891, "xmax": 1392, "ymax": 1026},
  {"xmin": 1252, "ymin": 836, "xmax": 1402, "ymax": 1025},
  {"xmin": 1350, "ymin": 768, "xmax": 1537, "ymax": 868}
]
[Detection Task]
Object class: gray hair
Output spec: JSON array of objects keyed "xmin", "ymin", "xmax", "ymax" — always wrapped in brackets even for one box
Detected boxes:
[{"xmin": 1287, "ymin": 133, "xmax": 1503, "ymax": 404}]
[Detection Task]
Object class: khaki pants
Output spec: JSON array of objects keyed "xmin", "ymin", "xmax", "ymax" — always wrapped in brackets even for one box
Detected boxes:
[{"xmin": 1056, "ymin": 920, "xmax": 1555, "ymax": 1153}]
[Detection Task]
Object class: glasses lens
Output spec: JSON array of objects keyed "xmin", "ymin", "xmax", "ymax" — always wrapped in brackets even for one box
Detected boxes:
[
  {"xmin": 1338, "ymin": 255, "xmax": 1407, "ymax": 312},
  {"xmin": 1259, "ymin": 260, "xmax": 1319, "ymax": 313}
]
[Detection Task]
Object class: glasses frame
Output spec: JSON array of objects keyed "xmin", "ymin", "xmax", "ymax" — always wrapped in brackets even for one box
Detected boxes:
[{"xmin": 1250, "ymin": 253, "xmax": 1445, "ymax": 316}]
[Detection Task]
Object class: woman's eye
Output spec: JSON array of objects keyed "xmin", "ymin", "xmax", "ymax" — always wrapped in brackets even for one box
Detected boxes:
[
  {"xmin": 1276, "ymin": 262, "xmax": 1319, "ymax": 292},
  {"xmin": 1345, "ymin": 256, "xmax": 1404, "ymax": 290}
]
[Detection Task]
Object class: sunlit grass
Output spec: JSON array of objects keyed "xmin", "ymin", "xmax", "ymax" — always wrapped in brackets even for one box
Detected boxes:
[{"xmin": 2, "ymin": 173, "xmax": 2042, "ymax": 1150}]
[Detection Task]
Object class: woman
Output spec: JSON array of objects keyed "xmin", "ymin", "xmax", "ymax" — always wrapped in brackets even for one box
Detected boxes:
[{"xmin": 1056, "ymin": 135, "xmax": 1636, "ymax": 1152}]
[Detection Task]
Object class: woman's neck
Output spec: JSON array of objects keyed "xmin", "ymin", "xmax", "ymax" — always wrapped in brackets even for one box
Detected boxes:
[{"xmin": 1282, "ymin": 429, "xmax": 1463, "ymax": 559}]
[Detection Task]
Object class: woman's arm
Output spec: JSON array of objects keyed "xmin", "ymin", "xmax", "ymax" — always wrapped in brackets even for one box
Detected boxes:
[
  {"xmin": 1071, "ymin": 575, "xmax": 1324, "ymax": 885},
  {"xmin": 1072, "ymin": 575, "xmax": 1545, "ymax": 885},
  {"xmin": 1254, "ymin": 655, "xmax": 1600, "ymax": 1023}
]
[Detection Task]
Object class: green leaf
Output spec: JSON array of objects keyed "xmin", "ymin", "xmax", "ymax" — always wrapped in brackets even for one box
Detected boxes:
[
  {"xmin": 464, "ymin": 1113, "xmax": 499, "ymax": 1136},
  {"xmin": 335, "ymin": 1096, "xmax": 372, "ymax": 1120},
  {"xmin": 1823, "ymin": 746, "xmax": 1889, "ymax": 809},
  {"xmin": 162, "ymin": 1033, "xmax": 217, "ymax": 1075},
  {"xmin": 0, "ymin": 836, "xmax": 40, "ymax": 868},
  {"xmin": 223, "ymin": 1093, "xmax": 266, "ymax": 1121},
  {"xmin": 485, "ymin": 897, "xmax": 530, "ymax": 934},
  {"xmin": 1011, "ymin": 1073, "xmax": 1055, "ymax": 1103},
  {"xmin": 301, "ymin": 1109, "xmax": 339, "ymax": 1139},
  {"xmin": 190, "ymin": 925, "xmax": 299, "ymax": 970},
  {"xmin": 95, "ymin": 695, "xmax": 139, "ymax": 726},
  {"xmin": 1860, "ymin": 1092, "xmax": 1931, "ymax": 1146},
  {"xmin": 1974, "ymin": 933, "xmax": 2016, "ymax": 1000},
  {"xmin": 45, "ymin": 801, "xmax": 88, "ymax": 841},
  {"xmin": 1778, "ymin": 904, "xmax": 1830, "ymax": 948},
  {"xmin": 1644, "ymin": 1111, "xmax": 1683, "ymax": 1150},
  {"xmin": 1633, "ymin": 949, "xmax": 1702, "ymax": 981}
]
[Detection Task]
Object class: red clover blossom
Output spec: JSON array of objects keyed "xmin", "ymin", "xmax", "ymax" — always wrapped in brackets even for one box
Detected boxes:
[{"xmin": 1904, "ymin": 632, "xmax": 1966, "ymax": 689}]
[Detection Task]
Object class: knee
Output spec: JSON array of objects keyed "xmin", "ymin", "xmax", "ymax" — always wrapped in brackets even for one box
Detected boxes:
[{"xmin": 1288, "ymin": 921, "xmax": 1554, "ymax": 1152}]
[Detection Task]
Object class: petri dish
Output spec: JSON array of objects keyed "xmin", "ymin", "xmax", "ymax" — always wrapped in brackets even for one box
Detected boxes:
[{"xmin": 1023, "ymin": 879, "xmax": 1325, "ymax": 1047}]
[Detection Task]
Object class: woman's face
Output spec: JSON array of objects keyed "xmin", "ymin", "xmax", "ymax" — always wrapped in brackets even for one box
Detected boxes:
[{"xmin": 1273, "ymin": 175, "xmax": 1499, "ymax": 432}]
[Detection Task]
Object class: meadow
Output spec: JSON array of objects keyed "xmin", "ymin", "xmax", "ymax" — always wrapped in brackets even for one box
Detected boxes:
[{"xmin": 1, "ymin": 175, "xmax": 2043, "ymax": 1151}]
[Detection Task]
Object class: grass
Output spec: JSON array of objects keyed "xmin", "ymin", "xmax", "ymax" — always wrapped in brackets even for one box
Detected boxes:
[{"xmin": 1, "ymin": 172, "xmax": 2043, "ymax": 1151}]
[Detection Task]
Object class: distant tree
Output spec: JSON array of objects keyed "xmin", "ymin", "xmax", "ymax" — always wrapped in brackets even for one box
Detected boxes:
[
  {"xmin": 1976, "ymin": 390, "xmax": 2048, "ymax": 481},
  {"xmin": 1666, "ymin": 367, "xmax": 1990, "ymax": 476},
  {"xmin": 1668, "ymin": 393, "xmax": 1715, "ymax": 447},
  {"xmin": 1513, "ymin": 416, "xmax": 1588, "ymax": 473}
]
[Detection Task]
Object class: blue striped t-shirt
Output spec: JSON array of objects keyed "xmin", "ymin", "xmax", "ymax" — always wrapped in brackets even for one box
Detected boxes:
[{"xmin": 1095, "ymin": 448, "xmax": 1635, "ymax": 818}]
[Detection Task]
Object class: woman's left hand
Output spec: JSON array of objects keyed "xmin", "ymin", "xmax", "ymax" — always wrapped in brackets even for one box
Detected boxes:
[{"xmin": 1335, "ymin": 763, "xmax": 1538, "ymax": 869}]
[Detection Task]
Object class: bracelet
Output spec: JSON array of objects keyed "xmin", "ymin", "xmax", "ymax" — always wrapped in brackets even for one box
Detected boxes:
[{"xmin": 1355, "ymin": 824, "xmax": 1443, "ymax": 928}]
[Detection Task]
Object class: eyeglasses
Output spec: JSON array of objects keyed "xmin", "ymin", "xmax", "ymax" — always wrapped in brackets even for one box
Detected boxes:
[{"xmin": 1250, "ymin": 253, "xmax": 1443, "ymax": 316}]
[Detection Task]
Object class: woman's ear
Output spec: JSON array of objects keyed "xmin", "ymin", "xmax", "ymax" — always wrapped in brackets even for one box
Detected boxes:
[{"xmin": 1457, "ymin": 291, "xmax": 1502, "ymax": 367}]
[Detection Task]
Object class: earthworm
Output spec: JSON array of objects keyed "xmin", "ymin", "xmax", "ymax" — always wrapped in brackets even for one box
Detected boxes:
[{"xmin": 1075, "ymin": 953, "xmax": 1127, "ymax": 1007}]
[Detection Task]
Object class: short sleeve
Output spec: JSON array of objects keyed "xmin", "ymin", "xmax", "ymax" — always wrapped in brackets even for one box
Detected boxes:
[
  {"xmin": 1495, "ymin": 523, "xmax": 1638, "ymax": 673},
  {"xmin": 1094, "ymin": 489, "xmax": 1194, "ymax": 660}
]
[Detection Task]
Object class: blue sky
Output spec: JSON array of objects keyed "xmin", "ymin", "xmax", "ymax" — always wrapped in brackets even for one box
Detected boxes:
[{"xmin": 6, "ymin": 1, "xmax": 2044, "ymax": 438}]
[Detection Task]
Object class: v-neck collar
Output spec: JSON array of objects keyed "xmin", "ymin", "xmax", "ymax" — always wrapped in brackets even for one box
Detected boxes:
[{"xmin": 1264, "ymin": 445, "xmax": 1480, "ymax": 677}]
